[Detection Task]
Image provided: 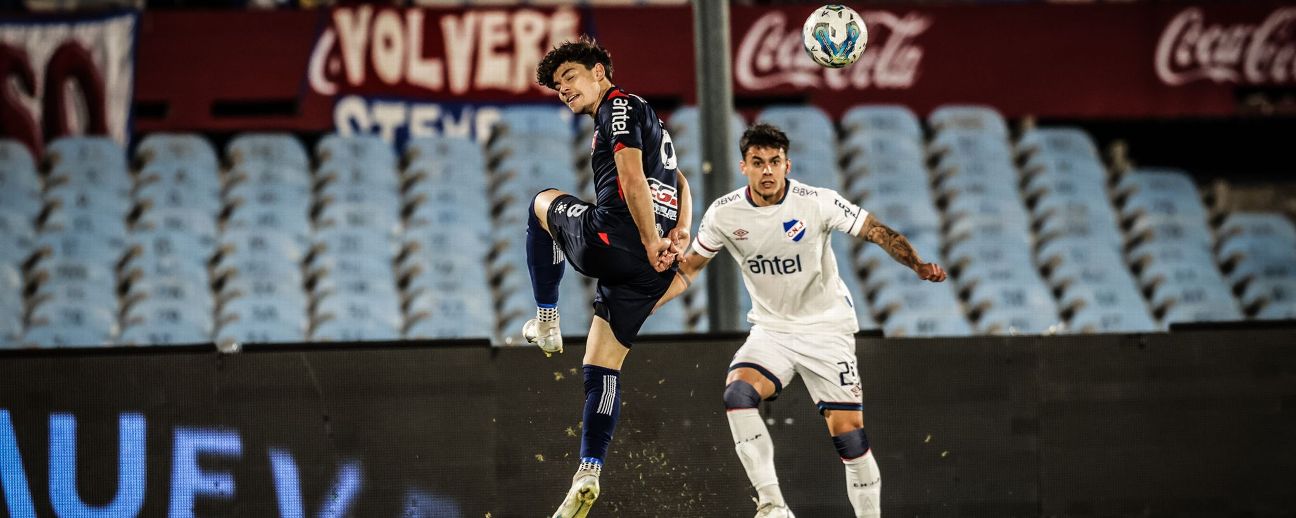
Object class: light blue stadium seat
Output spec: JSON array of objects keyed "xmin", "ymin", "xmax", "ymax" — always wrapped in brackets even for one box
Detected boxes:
[
  {"xmin": 135, "ymin": 182, "xmax": 222, "ymax": 217},
  {"xmin": 314, "ymin": 294, "xmax": 401, "ymax": 327},
  {"xmin": 1227, "ymin": 255, "xmax": 1296, "ymax": 287},
  {"xmin": 47, "ymin": 163, "xmax": 132, "ymax": 199},
  {"xmin": 1256, "ymin": 301, "xmax": 1296, "ymax": 320},
  {"xmin": 1126, "ymin": 218, "xmax": 1214, "ymax": 249},
  {"xmin": 1020, "ymin": 154, "xmax": 1107, "ymax": 183},
  {"xmin": 314, "ymin": 226, "xmax": 401, "ymax": 261},
  {"xmin": 1059, "ymin": 283, "xmax": 1149, "ymax": 317},
  {"xmin": 1217, "ymin": 234, "xmax": 1296, "ymax": 266},
  {"xmin": 227, "ymin": 163, "xmax": 313, "ymax": 191},
  {"xmin": 1161, "ymin": 298, "xmax": 1243, "ymax": 325},
  {"xmin": 948, "ymin": 239, "xmax": 1036, "ymax": 271},
  {"xmin": 126, "ymin": 277, "xmax": 213, "ymax": 314},
  {"xmin": 1067, "ymin": 305, "xmax": 1162, "ymax": 334},
  {"xmin": 1218, "ymin": 212, "xmax": 1296, "ymax": 244},
  {"xmin": 118, "ymin": 322, "xmax": 210, "ymax": 346},
  {"xmin": 956, "ymin": 261, "xmax": 1044, "ymax": 290},
  {"xmin": 404, "ymin": 292, "xmax": 493, "ymax": 339},
  {"xmin": 860, "ymin": 201, "xmax": 942, "ymax": 233},
  {"xmin": 316, "ymin": 134, "xmax": 398, "ymax": 171},
  {"xmin": 403, "ymin": 160, "xmax": 490, "ymax": 195},
  {"xmin": 215, "ymin": 261, "xmax": 305, "ymax": 300},
  {"xmin": 404, "ymin": 253, "xmax": 490, "ymax": 295},
  {"xmin": 975, "ymin": 307, "xmax": 1062, "ymax": 335},
  {"xmin": 0, "ymin": 186, "xmax": 43, "ymax": 221},
  {"xmin": 46, "ymin": 136, "xmax": 128, "ymax": 171},
  {"xmin": 215, "ymin": 318, "xmax": 306, "ymax": 344},
  {"xmin": 312, "ymin": 317, "xmax": 402, "ymax": 342},
  {"xmin": 1036, "ymin": 216, "xmax": 1122, "ymax": 248},
  {"xmin": 945, "ymin": 213, "xmax": 1031, "ymax": 242},
  {"xmin": 405, "ymin": 136, "xmax": 486, "ymax": 168},
  {"xmin": 1049, "ymin": 261, "xmax": 1139, "ymax": 292},
  {"xmin": 841, "ymin": 105, "xmax": 923, "ymax": 139},
  {"xmin": 403, "ymin": 227, "xmax": 491, "ymax": 262},
  {"xmin": 28, "ymin": 281, "xmax": 118, "ymax": 313},
  {"xmin": 757, "ymin": 105, "xmax": 836, "ymax": 142},
  {"xmin": 1022, "ymin": 173, "xmax": 1107, "ymax": 202},
  {"xmin": 219, "ymin": 297, "xmax": 309, "ymax": 336},
  {"xmin": 496, "ymin": 105, "xmax": 574, "ymax": 140},
  {"xmin": 853, "ymin": 177, "xmax": 933, "ymax": 205},
  {"xmin": 932, "ymin": 152, "xmax": 1016, "ymax": 180},
  {"xmin": 227, "ymin": 133, "xmax": 310, "ymax": 170},
  {"xmin": 639, "ymin": 301, "xmax": 688, "ymax": 335},
  {"xmin": 316, "ymin": 160, "xmax": 401, "ymax": 192},
  {"xmin": 1037, "ymin": 236, "xmax": 1122, "ymax": 268},
  {"xmin": 967, "ymin": 281, "xmax": 1059, "ymax": 316},
  {"xmin": 1149, "ymin": 276, "xmax": 1236, "ymax": 312},
  {"xmin": 843, "ymin": 158, "xmax": 927, "ymax": 188},
  {"xmin": 137, "ymin": 208, "xmax": 219, "ymax": 242},
  {"xmin": 488, "ymin": 134, "xmax": 574, "ymax": 160},
  {"xmin": 1116, "ymin": 168, "xmax": 1199, "ymax": 200},
  {"xmin": 136, "ymin": 133, "xmax": 220, "ymax": 171},
  {"xmin": 124, "ymin": 298, "xmax": 213, "ymax": 335},
  {"xmin": 137, "ymin": 161, "xmax": 221, "ymax": 192},
  {"xmin": 871, "ymin": 281, "xmax": 963, "ymax": 318},
  {"xmin": 1120, "ymin": 191, "xmax": 1209, "ymax": 226},
  {"xmin": 44, "ymin": 184, "xmax": 133, "ymax": 217},
  {"xmin": 1239, "ymin": 277, "xmax": 1296, "ymax": 308},
  {"xmin": 218, "ymin": 229, "xmax": 307, "ymax": 264},
  {"xmin": 0, "ymin": 308, "xmax": 20, "ymax": 345},
  {"xmin": 316, "ymin": 202, "xmax": 402, "ymax": 235},
  {"xmin": 122, "ymin": 256, "xmax": 208, "ymax": 287},
  {"xmin": 841, "ymin": 132, "xmax": 924, "ymax": 162},
  {"xmin": 0, "ymin": 139, "xmax": 37, "ymax": 178},
  {"xmin": 1031, "ymin": 192, "xmax": 1119, "ymax": 225},
  {"xmin": 29, "ymin": 259, "xmax": 116, "ymax": 295},
  {"xmin": 318, "ymin": 183, "xmax": 403, "ymax": 212},
  {"xmin": 929, "ymin": 105, "xmax": 1008, "ymax": 137},
  {"xmin": 936, "ymin": 173, "xmax": 1022, "ymax": 202},
  {"xmin": 224, "ymin": 207, "xmax": 312, "ymax": 244},
  {"xmin": 944, "ymin": 196, "xmax": 1031, "ymax": 223},
  {"xmin": 883, "ymin": 308, "xmax": 973, "ymax": 337},
  {"xmin": 667, "ymin": 106, "xmax": 745, "ymax": 139},
  {"xmin": 1016, "ymin": 127, "xmax": 1098, "ymax": 160},
  {"xmin": 30, "ymin": 232, "xmax": 124, "ymax": 269},
  {"xmin": 1140, "ymin": 260, "xmax": 1227, "ymax": 294},
  {"xmin": 225, "ymin": 180, "xmax": 312, "ymax": 209},
  {"xmin": 405, "ymin": 184, "xmax": 491, "ymax": 228},
  {"xmin": 313, "ymin": 274, "xmax": 400, "ymax": 308},
  {"xmin": 24, "ymin": 302, "xmax": 118, "ymax": 347}
]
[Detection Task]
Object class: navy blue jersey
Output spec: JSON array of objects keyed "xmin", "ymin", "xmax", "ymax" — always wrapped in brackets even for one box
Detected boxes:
[{"xmin": 589, "ymin": 86, "xmax": 679, "ymax": 254}]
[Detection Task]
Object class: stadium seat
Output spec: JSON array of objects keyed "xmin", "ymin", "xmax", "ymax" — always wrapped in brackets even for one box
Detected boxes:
[
  {"xmin": 639, "ymin": 302, "xmax": 688, "ymax": 335},
  {"xmin": 495, "ymin": 106, "xmax": 574, "ymax": 140},
  {"xmin": 123, "ymin": 298, "xmax": 214, "ymax": 335},
  {"xmin": 316, "ymin": 202, "xmax": 402, "ymax": 235},
  {"xmin": 226, "ymin": 163, "xmax": 313, "ymax": 190},
  {"xmin": 757, "ymin": 105, "xmax": 836, "ymax": 143},
  {"xmin": 136, "ymin": 161, "xmax": 221, "ymax": 192},
  {"xmin": 975, "ymin": 307, "xmax": 1062, "ymax": 335},
  {"xmin": 0, "ymin": 186, "xmax": 43, "ymax": 221},
  {"xmin": 841, "ymin": 133, "xmax": 925, "ymax": 163},
  {"xmin": 841, "ymin": 105, "xmax": 923, "ymax": 139},
  {"xmin": 1218, "ymin": 212, "xmax": 1296, "ymax": 244},
  {"xmin": 1238, "ymin": 277, "xmax": 1296, "ymax": 309},
  {"xmin": 123, "ymin": 229, "xmax": 213, "ymax": 271},
  {"xmin": 46, "ymin": 136, "xmax": 128, "ymax": 172},
  {"xmin": 928, "ymin": 105, "xmax": 1009, "ymax": 137},
  {"xmin": 118, "ymin": 322, "xmax": 210, "ymax": 346},
  {"xmin": 1066, "ymin": 304, "xmax": 1162, "ymax": 334},
  {"xmin": 28, "ymin": 258, "xmax": 116, "ymax": 295},
  {"xmin": 404, "ymin": 291, "xmax": 493, "ymax": 339},
  {"xmin": 126, "ymin": 277, "xmax": 214, "ymax": 314},
  {"xmin": 215, "ymin": 318, "xmax": 306, "ymax": 344},
  {"xmin": 1255, "ymin": 301, "xmax": 1296, "ymax": 320},
  {"xmin": 0, "ymin": 139, "xmax": 37, "ymax": 177},
  {"xmin": 404, "ymin": 136, "xmax": 486, "ymax": 169},
  {"xmin": 312, "ymin": 317, "xmax": 402, "ymax": 342},
  {"xmin": 316, "ymin": 134, "xmax": 398, "ymax": 171},
  {"xmin": 27, "ymin": 278, "xmax": 118, "ymax": 312},
  {"xmin": 316, "ymin": 160, "xmax": 401, "ymax": 191},
  {"xmin": 1161, "ymin": 298, "xmax": 1243, "ymax": 325},
  {"xmin": 219, "ymin": 297, "xmax": 309, "ymax": 334},
  {"xmin": 226, "ymin": 133, "xmax": 310, "ymax": 170},
  {"xmin": 882, "ymin": 308, "xmax": 973, "ymax": 337},
  {"xmin": 1020, "ymin": 154, "xmax": 1108, "ymax": 183},
  {"xmin": 1015, "ymin": 127, "xmax": 1099, "ymax": 160},
  {"xmin": 0, "ymin": 308, "xmax": 20, "ymax": 346},
  {"xmin": 135, "ymin": 133, "xmax": 220, "ymax": 171},
  {"xmin": 24, "ymin": 302, "xmax": 118, "ymax": 347},
  {"xmin": 135, "ymin": 182, "xmax": 223, "ymax": 217}
]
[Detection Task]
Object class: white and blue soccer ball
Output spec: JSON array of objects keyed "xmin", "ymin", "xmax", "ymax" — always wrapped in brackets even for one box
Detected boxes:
[{"xmin": 802, "ymin": 4, "xmax": 867, "ymax": 69}]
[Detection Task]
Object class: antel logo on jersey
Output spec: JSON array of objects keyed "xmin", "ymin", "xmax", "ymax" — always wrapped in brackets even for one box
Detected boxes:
[
  {"xmin": 783, "ymin": 219, "xmax": 807, "ymax": 242},
  {"xmin": 1155, "ymin": 7, "xmax": 1296, "ymax": 86},
  {"xmin": 747, "ymin": 254, "xmax": 803, "ymax": 275},
  {"xmin": 610, "ymin": 97, "xmax": 631, "ymax": 136},
  {"xmin": 648, "ymin": 177, "xmax": 679, "ymax": 220},
  {"xmin": 735, "ymin": 10, "xmax": 930, "ymax": 91}
]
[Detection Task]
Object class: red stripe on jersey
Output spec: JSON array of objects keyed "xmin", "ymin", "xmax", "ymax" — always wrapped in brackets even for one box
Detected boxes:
[
  {"xmin": 598, "ymin": 232, "xmax": 611, "ymax": 245},
  {"xmin": 696, "ymin": 240, "xmax": 720, "ymax": 253},
  {"xmin": 607, "ymin": 89, "xmax": 628, "ymax": 99},
  {"xmin": 613, "ymin": 142, "xmax": 627, "ymax": 153},
  {"xmin": 616, "ymin": 176, "xmax": 624, "ymax": 199}
]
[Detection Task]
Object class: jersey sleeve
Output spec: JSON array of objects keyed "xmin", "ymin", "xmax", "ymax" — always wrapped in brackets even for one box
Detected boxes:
[
  {"xmin": 819, "ymin": 188, "xmax": 869, "ymax": 236},
  {"xmin": 691, "ymin": 206, "xmax": 726, "ymax": 259},
  {"xmin": 598, "ymin": 92, "xmax": 644, "ymax": 152}
]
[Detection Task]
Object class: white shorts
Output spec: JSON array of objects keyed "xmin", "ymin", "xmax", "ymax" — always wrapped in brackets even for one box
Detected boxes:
[{"xmin": 729, "ymin": 325, "xmax": 863, "ymax": 415}]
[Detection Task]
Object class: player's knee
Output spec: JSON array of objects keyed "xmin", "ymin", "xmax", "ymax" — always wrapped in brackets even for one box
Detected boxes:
[
  {"xmin": 831, "ymin": 427, "xmax": 871, "ymax": 460},
  {"xmin": 723, "ymin": 380, "xmax": 762, "ymax": 410}
]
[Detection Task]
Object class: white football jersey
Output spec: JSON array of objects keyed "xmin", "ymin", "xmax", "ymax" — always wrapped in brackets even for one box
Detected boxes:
[{"xmin": 692, "ymin": 179, "xmax": 869, "ymax": 334}]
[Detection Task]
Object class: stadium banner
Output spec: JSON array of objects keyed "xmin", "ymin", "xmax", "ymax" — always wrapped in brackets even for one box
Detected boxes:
[
  {"xmin": 0, "ymin": 329, "xmax": 1294, "ymax": 516},
  {"xmin": 0, "ymin": 11, "xmax": 136, "ymax": 157}
]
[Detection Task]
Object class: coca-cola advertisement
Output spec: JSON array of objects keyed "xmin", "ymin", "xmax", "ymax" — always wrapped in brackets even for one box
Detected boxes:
[
  {"xmin": 128, "ymin": 2, "xmax": 1294, "ymax": 135},
  {"xmin": 0, "ymin": 12, "xmax": 136, "ymax": 157}
]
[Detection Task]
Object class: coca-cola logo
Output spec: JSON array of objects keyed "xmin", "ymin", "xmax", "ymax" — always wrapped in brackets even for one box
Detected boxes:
[
  {"xmin": 735, "ymin": 10, "xmax": 929, "ymax": 91},
  {"xmin": 1155, "ymin": 7, "xmax": 1296, "ymax": 86}
]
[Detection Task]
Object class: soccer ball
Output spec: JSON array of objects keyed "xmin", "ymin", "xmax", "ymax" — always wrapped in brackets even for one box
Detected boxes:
[{"xmin": 802, "ymin": 5, "xmax": 867, "ymax": 69}]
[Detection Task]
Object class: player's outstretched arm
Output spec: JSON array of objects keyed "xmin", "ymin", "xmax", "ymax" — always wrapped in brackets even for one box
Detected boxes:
[
  {"xmin": 667, "ymin": 169, "xmax": 693, "ymax": 256},
  {"xmin": 615, "ymin": 147, "xmax": 675, "ymax": 271},
  {"xmin": 653, "ymin": 250, "xmax": 712, "ymax": 311},
  {"xmin": 857, "ymin": 214, "xmax": 947, "ymax": 282}
]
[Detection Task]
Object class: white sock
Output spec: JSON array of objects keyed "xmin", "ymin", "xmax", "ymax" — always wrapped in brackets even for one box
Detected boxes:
[
  {"xmin": 844, "ymin": 450, "xmax": 881, "ymax": 518},
  {"xmin": 727, "ymin": 408, "xmax": 785, "ymax": 507}
]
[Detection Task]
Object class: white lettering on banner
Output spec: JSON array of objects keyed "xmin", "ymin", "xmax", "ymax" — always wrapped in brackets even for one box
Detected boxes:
[
  {"xmin": 309, "ymin": 7, "xmax": 579, "ymax": 96},
  {"xmin": 735, "ymin": 10, "xmax": 929, "ymax": 91},
  {"xmin": 333, "ymin": 95, "xmax": 502, "ymax": 142},
  {"xmin": 1156, "ymin": 7, "xmax": 1296, "ymax": 86}
]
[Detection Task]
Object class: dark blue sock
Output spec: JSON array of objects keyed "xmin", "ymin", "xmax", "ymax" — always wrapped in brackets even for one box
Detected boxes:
[
  {"xmin": 526, "ymin": 195, "xmax": 564, "ymax": 307},
  {"xmin": 579, "ymin": 365, "xmax": 621, "ymax": 464}
]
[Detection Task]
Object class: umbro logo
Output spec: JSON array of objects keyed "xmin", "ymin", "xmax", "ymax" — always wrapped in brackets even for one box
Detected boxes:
[{"xmin": 733, "ymin": 228, "xmax": 749, "ymax": 240}]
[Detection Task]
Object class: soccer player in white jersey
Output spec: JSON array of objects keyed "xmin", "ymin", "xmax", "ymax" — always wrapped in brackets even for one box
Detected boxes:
[{"xmin": 656, "ymin": 123, "xmax": 947, "ymax": 518}]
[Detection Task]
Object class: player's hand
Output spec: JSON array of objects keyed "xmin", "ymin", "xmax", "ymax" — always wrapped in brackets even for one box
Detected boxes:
[
  {"xmin": 916, "ymin": 262, "xmax": 947, "ymax": 282},
  {"xmin": 645, "ymin": 237, "xmax": 676, "ymax": 272},
  {"xmin": 667, "ymin": 227, "xmax": 690, "ymax": 262}
]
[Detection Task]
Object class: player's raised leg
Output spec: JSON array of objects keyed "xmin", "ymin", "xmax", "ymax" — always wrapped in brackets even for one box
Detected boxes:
[
  {"xmin": 552, "ymin": 316, "xmax": 630, "ymax": 518},
  {"xmin": 524, "ymin": 189, "xmax": 568, "ymax": 355},
  {"xmin": 826, "ymin": 409, "xmax": 881, "ymax": 518},
  {"xmin": 726, "ymin": 366, "xmax": 793, "ymax": 517}
]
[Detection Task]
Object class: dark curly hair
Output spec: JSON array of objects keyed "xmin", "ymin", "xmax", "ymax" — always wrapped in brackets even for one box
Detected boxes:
[
  {"xmin": 536, "ymin": 36, "xmax": 614, "ymax": 90},
  {"xmin": 739, "ymin": 123, "xmax": 790, "ymax": 158}
]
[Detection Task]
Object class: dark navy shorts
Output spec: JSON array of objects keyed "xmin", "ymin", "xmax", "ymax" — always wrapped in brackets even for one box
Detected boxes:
[{"xmin": 545, "ymin": 193, "xmax": 676, "ymax": 348}]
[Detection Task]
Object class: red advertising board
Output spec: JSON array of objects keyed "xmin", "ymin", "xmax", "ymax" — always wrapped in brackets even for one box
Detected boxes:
[{"xmin": 126, "ymin": 2, "xmax": 1296, "ymax": 135}]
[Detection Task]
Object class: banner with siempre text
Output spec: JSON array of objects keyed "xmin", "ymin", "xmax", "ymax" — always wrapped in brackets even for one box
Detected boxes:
[{"xmin": 0, "ymin": 11, "xmax": 137, "ymax": 157}]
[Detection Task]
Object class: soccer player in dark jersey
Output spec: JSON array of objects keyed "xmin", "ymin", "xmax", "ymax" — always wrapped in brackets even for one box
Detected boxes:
[{"xmin": 527, "ymin": 36, "xmax": 692, "ymax": 517}]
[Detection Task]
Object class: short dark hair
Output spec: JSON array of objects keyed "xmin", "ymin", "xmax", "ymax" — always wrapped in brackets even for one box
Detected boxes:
[
  {"xmin": 536, "ymin": 36, "xmax": 614, "ymax": 90},
  {"xmin": 739, "ymin": 123, "xmax": 790, "ymax": 158}
]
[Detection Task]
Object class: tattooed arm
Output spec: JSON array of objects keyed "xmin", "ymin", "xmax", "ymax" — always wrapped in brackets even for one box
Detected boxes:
[{"xmin": 857, "ymin": 213, "xmax": 947, "ymax": 282}]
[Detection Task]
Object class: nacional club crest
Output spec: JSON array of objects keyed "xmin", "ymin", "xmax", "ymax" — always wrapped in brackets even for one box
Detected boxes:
[{"xmin": 783, "ymin": 219, "xmax": 806, "ymax": 242}]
